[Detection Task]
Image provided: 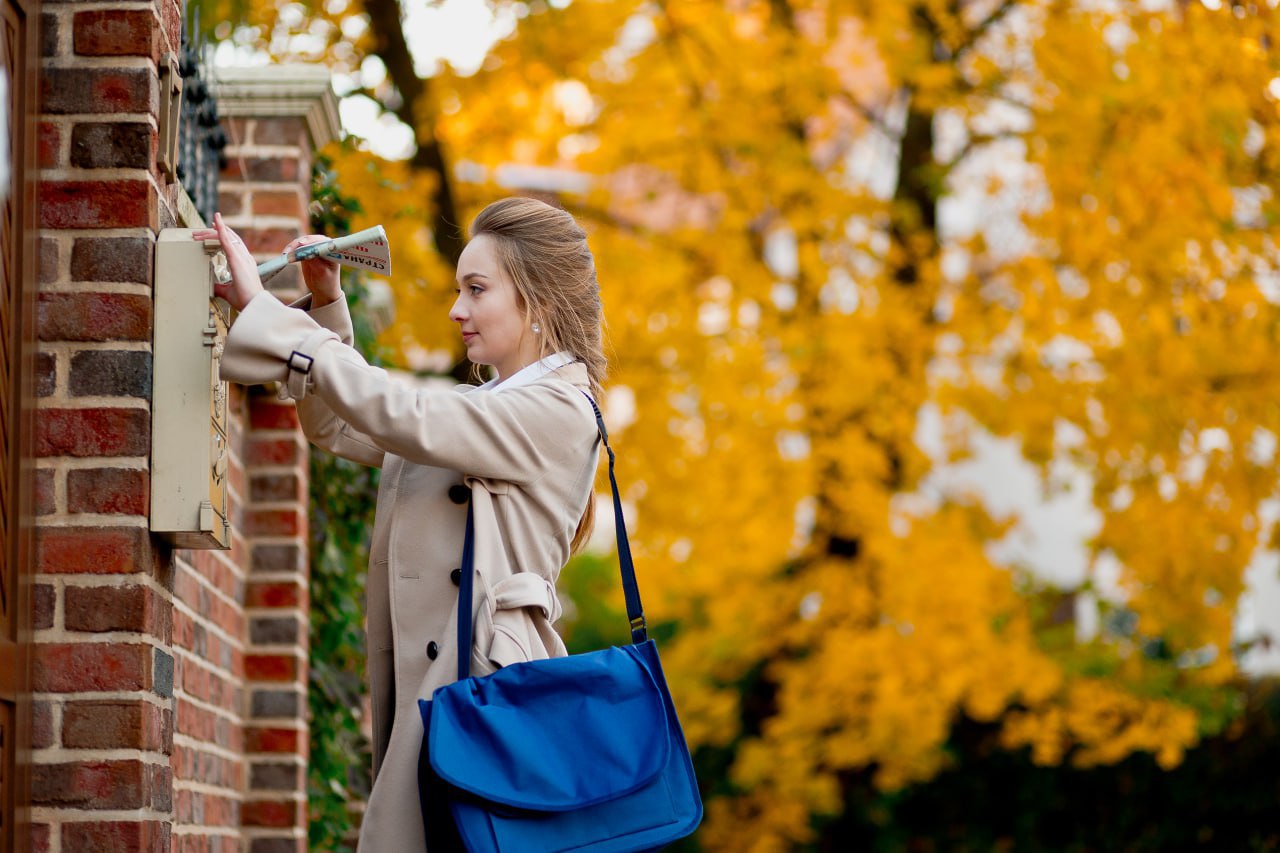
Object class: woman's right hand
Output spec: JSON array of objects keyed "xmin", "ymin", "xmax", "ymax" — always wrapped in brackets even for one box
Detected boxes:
[
  {"xmin": 191, "ymin": 213, "xmax": 264, "ymax": 312},
  {"xmin": 284, "ymin": 234, "xmax": 343, "ymax": 307}
]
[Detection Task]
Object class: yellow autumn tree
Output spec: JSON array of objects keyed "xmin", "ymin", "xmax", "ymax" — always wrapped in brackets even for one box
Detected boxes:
[{"xmin": 210, "ymin": 0, "xmax": 1280, "ymax": 847}]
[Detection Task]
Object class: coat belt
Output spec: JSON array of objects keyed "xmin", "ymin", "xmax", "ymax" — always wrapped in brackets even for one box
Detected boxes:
[{"xmin": 490, "ymin": 573, "xmax": 562, "ymax": 623}]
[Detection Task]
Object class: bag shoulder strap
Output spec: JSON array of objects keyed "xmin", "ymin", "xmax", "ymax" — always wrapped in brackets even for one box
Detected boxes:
[{"xmin": 455, "ymin": 392, "xmax": 648, "ymax": 682}]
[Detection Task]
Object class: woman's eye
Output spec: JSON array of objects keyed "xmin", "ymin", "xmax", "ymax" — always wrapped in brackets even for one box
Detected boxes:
[{"xmin": 470, "ymin": 285, "xmax": 483, "ymax": 296}]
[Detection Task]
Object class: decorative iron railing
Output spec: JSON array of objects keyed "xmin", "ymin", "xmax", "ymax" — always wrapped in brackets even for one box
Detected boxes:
[{"xmin": 176, "ymin": 23, "xmax": 226, "ymax": 225}]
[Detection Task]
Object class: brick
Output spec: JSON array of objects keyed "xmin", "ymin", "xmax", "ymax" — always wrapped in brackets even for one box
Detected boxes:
[
  {"xmin": 36, "ymin": 407, "xmax": 149, "ymax": 457},
  {"xmin": 37, "ymin": 121, "xmax": 61, "ymax": 168},
  {"xmin": 33, "ymin": 469, "xmax": 55, "ymax": 516},
  {"xmin": 250, "ymin": 473, "xmax": 299, "ymax": 503},
  {"xmin": 245, "ymin": 653, "xmax": 298, "ymax": 682},
  {"xmin": 63, "ymin": 700, "xmax": 164, "ymax": 750},
  {"xmin": 33, "ymin": 642, "xmax": 150, "ymax": 692},
  {"xmin": 71, "ymin": 235, "xmax": 153, "ymax": 284},
  {"xmin": 30, "ymin": 823, "xmax": 50, "ymax": 853},
  {"xmin": 70, "ymin": 122, "xmax": 151, "ymax": 169},
  {"xmin": 154, "ymin": 648, "xmax": 174, "ymax": 698},
  {"xmin": 249, "ymin": 616, "xmax": 299, "ymax": 645},
  {"xmin": 74, "ymin": 9, "xmax": 156, "ymax": 57},
  {"xmin": 245, "ymin": 580, "xmax": 301, "ymax": 608},
  {"xmin": 249, "ymin": 762, "xmax": 300, "ymax": 791},
  {"xmin": 40, "ymin": 12, "xmax": 58, "ymax": 56},
  {"xmin": 229, "ymin": 157, "xmax": 299, "ymax": 184},
  {"xmin": 190, "ymin": 622, "xmax": 207, "ymax": 657},
  {"xmin": 251, "ymin": 543, "xmax": 301, "ymax": 573},
  {"xmin": 216, "ymin": 189, "xmax": 243, "ymax": 216},
  {"xmin": 33, "ymin": 761, "xmax": 145, "ymax": 810},
  {"xmin": 250, "ymin": 839, "xmax": 302, "ymax": 853},
  {"xmin": 149, "ymin": 762, "xmax": 172, "ymax": 811},
  {"xmin": 249, "ymin": 400, "xmax": 299, "ymax": 430},
  {"xmin": 40, "ymin": 237, "xmax": 59, "ymax": 284},
  {"xmin": 33, "ymin": 583, "xmax": 56, "ymax": 629},
  {"xmin": 243, "ymin": 226, "xmax": 300, "ymax": 256},
  {"xmin": 67, "ymin": 466, "xmax": 149, "ymax": 515},
  {"xmin": 250, "ymin": 689, "xmax": 299, "ymax": 718},
  {"xmin": 42, "ymin": 67, "xmax": 152, "ymax": 115},
  {"xmin": 63, "ymin": 820, "xmax": 170, "ymax": 853},
  {"xmin": 251, "ymin": 190, "xmax": 304, "ymax": 218},
  {"xmin": 37, "ymin": 526, "xmax": 150, "ymax": 574},
  {"xmin": 241, "ymin": 799, "xmax": 301, "ymax": 828},
  {"xmin": 245, "ymin": 726, "xmax": 299, "ymax": 753},
  {"xmin": 253, "ymin": 118, "xmax": 307, "ymax": 147},
  {"xmin": 65, "ymin": 584, "xmax": 157, "ymax": 632},
  {"xmin": 40, "ymin": 180, "xmax": 153, "ymax": 230},
  {"xmin": 32, "ymin": 700, "xmax": 54, "ymax": 749},
  {"xmin": 242, "ymin": 509, "xmax": 302, "ymax": 537},
  {"xmin": 32, "ymin": 760, "xmax": 148, "ymax": 809},
  {"xmin": 35, "ymin": 352, "xmax": 56, "ymax": 397},
  {"xmin": 38, "ymin": 292, "xmax": 151, "ymax": 341},
  {"xmin": 158, "ymin": 0, "xmax": 180, "ymax": 55},
  {"xmin": 245, "ymin": 437, "xmax": 299, "ymax": 466},
  {"xmin": 69, "ymin": 350, "xmax": 152, "ymax": 399},
  {"xmin": 32, "ymin": 758, "xmax": 151, "ymax": 809}
]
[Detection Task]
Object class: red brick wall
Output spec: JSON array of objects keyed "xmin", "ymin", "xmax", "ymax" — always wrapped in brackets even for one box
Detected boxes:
[
  {"xmin": 34, "ymin": 2, "xmax": 180, "ymax": 849},
  {"xmin": 169, "ymin": 377, "xmax": 249, "ymax": 853},
  {"xmin": 32, "ymin": 3, "xmax": 328, "ymax": 850},
  {"xmin": 216, "ymin": 112, "xmax": 320, "ymax": 852}
]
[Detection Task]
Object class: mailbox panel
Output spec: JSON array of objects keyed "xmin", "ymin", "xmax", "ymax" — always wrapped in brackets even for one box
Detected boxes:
[{"xmin": 151, "ymin": 229, "xmax": 231, "ymax": 549}]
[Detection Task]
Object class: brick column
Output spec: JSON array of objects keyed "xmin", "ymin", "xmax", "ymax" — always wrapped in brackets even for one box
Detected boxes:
[
  {"xmin": 33, "ymin": 1, "xmax": 180, "ymax": 850},
  {"xmin": 214, "ymin": 66, "xmax": 340, "ymax": 853},
  {"xmin": 35, "ymin": 0, "xmax": 339, "ymax": 845}
]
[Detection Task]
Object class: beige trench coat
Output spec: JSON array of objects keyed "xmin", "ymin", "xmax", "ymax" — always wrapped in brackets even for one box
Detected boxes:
[{"xmin": 221, "ymin": 292, "xmax": 600, "ymax": 851}]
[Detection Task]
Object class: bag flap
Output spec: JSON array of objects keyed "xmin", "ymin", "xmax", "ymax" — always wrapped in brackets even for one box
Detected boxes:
[{"xmin": 426, "ymin": 643, "xmax": 670, "ymax": 812}]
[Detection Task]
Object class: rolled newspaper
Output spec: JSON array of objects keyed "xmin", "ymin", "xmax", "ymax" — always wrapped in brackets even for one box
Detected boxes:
[{"xmin": 256, "ymin": 225, "xmax": 391, "ymax": 283}]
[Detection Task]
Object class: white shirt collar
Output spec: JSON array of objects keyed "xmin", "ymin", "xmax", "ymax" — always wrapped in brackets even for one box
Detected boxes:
[{"xmin": 477, "ymin": 351, "xmax": 576, "ymax": 393}]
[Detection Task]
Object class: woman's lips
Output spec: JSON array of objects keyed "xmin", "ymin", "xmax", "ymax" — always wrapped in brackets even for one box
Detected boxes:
[{"xmin": 462, "ymin": 332, "xmax": 477, "ymax": 343}]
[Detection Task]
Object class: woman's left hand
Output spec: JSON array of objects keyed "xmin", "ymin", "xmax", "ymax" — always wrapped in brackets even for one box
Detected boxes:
[{"xmin": 192, "ymin": 212, "xmax": 264, "ymax": 312}]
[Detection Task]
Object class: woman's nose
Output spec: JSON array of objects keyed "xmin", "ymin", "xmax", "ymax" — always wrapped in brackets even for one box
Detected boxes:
[{"xmin": 448, "ymin": 297, "xmax": 466, "ymax": 323}]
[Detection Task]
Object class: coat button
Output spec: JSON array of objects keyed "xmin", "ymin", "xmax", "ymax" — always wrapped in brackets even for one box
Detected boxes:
[
  {"xmin": 450, "ymin": 568, "xmax": 462, "ymax": 586},
  {"xmin": 448, "ymin": 484, "xmax": 469, "ymax": 504},
  {"xmin": 427, "ymin": 641, "xmax": 439, "ymax": 660}
]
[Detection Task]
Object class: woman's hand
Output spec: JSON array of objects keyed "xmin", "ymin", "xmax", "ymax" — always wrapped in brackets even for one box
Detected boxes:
[
  {"xmin": 284, "ymin": 234, "xmax": 342, "ymax": 307},
  {"xmin": 192, "ymin": 213, "xmax": 265, "ymax": 312}
]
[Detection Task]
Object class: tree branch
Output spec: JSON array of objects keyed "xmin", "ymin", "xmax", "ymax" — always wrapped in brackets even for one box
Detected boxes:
[
  {"xmin": 361, "ymin": 0, "xmax": 466, "ymax": 267},
  {"xmin": 955, "ymin": 0, "xmax": 1020, "ymax": 58},
  {"xmin": 831, "ymin": 91, "xmax": 902, "ymax": 143}
]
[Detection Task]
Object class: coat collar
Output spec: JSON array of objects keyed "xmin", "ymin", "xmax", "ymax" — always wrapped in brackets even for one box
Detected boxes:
[
  {"xmin": 477, "ymin": 351, "xmax": 575, "ymax": 393},
  {"xmin": 458, "ymin": 354, "xmax": 590, "ymax": 394}
]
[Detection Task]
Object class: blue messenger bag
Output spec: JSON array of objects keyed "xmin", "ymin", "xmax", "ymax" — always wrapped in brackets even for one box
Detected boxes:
[{"xmin": 418, "ymin": 395, "xmax": 703, "ymax": 852}]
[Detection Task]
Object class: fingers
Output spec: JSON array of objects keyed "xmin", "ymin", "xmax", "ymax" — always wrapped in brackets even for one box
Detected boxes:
[
  {"xmin": 283, "ymin": 234, "xmax": 334, "ymax": 255},
  {"xmin": 213, "ymin": 213, "xmax": 243, "ymax": 250}
]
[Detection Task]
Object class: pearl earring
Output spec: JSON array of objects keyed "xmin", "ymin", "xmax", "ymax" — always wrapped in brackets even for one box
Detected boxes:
[{"xmin": 532, "ymin": 322, "xmax": 541, "ymax": 334}]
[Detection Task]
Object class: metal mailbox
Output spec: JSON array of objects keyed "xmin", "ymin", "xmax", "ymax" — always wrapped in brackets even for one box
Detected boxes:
[{"xmin": 151, "ymin": 229, "xmax": 231, "ymax": 549}]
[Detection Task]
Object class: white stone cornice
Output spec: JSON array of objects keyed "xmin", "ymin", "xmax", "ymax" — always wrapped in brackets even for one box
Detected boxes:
[{"xmin": 212, "ymin": 65, "xmax": 342, "ymax": 150}]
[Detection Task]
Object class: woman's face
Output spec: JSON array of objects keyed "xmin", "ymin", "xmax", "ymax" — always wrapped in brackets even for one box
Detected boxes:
[{"xmin": 451, "ymin": 234, "xmax": 541, "ymax": 381}]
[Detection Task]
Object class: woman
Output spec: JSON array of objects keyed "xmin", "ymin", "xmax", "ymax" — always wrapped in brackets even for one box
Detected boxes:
[{"xmin": 197, "ymin": 197, "xmax": 606, "ymax": 850}]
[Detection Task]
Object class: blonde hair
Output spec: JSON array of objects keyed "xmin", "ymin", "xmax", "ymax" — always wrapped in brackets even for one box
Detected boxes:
[{"xmin": 470, "ymin": 197, "xmax": 606, "ymax": 552}]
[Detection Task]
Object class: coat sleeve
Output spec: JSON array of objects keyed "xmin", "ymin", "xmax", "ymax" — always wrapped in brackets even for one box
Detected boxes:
[
  {"xmin": 221, "ymin": 291, "xmax": 594, "ymax": 483},
  {"xmin": 222, "ymin": 292, "xmax": 385, "ymax": 468},
  {"xmin": 286, "ymin": 294, "xmax": 386, "ymax": 469}
]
